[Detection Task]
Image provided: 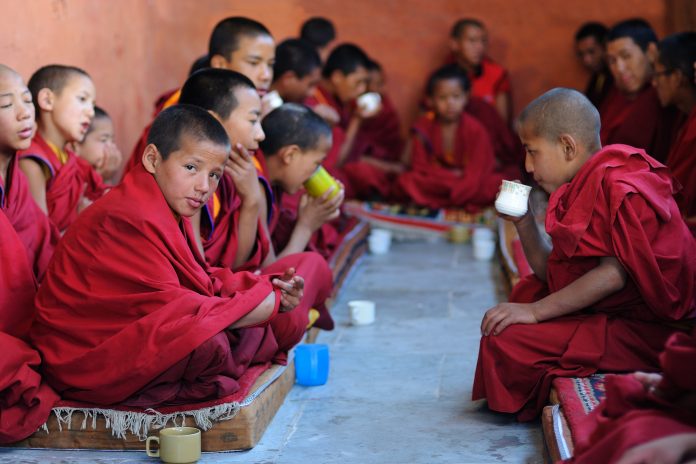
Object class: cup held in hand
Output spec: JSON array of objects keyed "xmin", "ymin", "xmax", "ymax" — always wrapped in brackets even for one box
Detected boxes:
[
  {"xmin": 495, "ymin": 180, "xmax": 532, "ymax": 217},
  {"xmin": 303, "ymin": 166, "xmax": 340, "ymax": 199},
  {"xmin": 357, "ymin": 92, "xmax": 381, "ymax": 116}
]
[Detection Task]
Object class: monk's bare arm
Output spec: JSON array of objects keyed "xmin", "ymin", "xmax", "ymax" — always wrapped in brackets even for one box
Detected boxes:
[
  {"xmin": 495, "ymin": 92, "xmax": 511, "ymax": 125},
  {"xmin": 481, "ymin": 257, "xmax": 627, "ymax": 336},
  {"xmin": 19, "ymin": 158, "xmax": 49, "ymax": 214},
  {"xmin": 233, "ymin": 196, "xmax": 261, "ymax": 268},
  {"xmin": 228, "ymin": 291, "xmax": 276, "ymax": 328},
  {"xmin": 337, "ymin": 116, "xmax": 362, "ymax": 166},
  {"xmin": 513, "ymin": 211, "xmax": 551, "ymax": 280}
]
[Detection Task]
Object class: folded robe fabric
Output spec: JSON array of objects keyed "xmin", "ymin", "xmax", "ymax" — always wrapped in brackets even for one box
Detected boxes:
[
  {"xmin": 0, "ymin": 153, "xmax": 56, "ymax": 279},
  {"xmin": 396, "ymin": 112, "xmax": 503, "ymax": 210},
  {"xmin": 473, "ymin": 144, "xmax": 696, "ymax": 421},
  {"xmin": 0, "ymin": 210, "xmax": 59, "ymax": 443},
  {"xmin": 31, "ymin": 164, "xmax": 281, "ymax": 406},
  {"xmin": 18, "ymin": 132, "xmax": 106, "ymax": 232},
  {"xmin": 567, "ymin": 329, "xmax": 696, "ymax": 463}
]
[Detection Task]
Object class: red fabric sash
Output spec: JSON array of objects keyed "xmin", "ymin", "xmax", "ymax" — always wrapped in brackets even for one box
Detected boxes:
[
  {"xmin": 546, "ymin": 144, "xmax": 695, "ymax": 321},
  {"xmin": 666, "ymin": 105, "xmax": 696, "ymax": 222},
  {"xmin": 202, "ymin": 173, "xmax": 270, "ymax": 272},
  {"xmin": 395, "ymin": 112, "xmax": 503, "ymax": 209},
  {"xmin": 31, "ymin": 164, "xmax": 280, "ymax": 405},
  {"xmin": 599, "ymin": 84, "xmax": 683, "ymax": 163},
  {"xmin": 0, "ymin": 153, "xmax": 56, "ymax": 279},
  {"xmin": 18, "ymin": 132, "xmax": 106, "ymax": 232}
]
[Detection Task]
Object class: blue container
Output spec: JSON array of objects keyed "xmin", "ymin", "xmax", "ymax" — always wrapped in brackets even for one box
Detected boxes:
[{"xmin": 294, "ymin": 344, "xmax": 330, "ymax": 386}]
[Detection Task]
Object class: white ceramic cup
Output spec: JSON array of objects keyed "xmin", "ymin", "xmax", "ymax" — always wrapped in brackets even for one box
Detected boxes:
[
  {"xmin": 357, "ymin": 92, "xmax": 381, "ymax": 116},
  {"xmin": 348, "ymin": 300, "xmax": 376, "ymax": 325},
  {"xmin": 473, "ymin": 238, "xmax": 496, "ymax": 261},
  {"xmin": 368, "ymin": 229, "xmax": 392, "ymax": 255},
  {"xmin": 495, "ymin": 180, "xmax": 532, "ymax": 217},
  {"xmin": 263, "ymin": 90, "xmax": 284, "ymax": 111},
  {"xmin": 472, "ymin": 227, "xmax": 495, "ymax": 243}
]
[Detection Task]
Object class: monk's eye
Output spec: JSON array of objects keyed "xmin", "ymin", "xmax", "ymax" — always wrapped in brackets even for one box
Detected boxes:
[
  {"xmin": 0, "ymin": 102, "xmax": 12, "ymax": 109},
  {"xmin": 185, "ymin": 164, "xmax": 195, "ymax": 171},
  {"xmin": 210, "ymin": 171, "xmax": 221, "ymax": 180}
]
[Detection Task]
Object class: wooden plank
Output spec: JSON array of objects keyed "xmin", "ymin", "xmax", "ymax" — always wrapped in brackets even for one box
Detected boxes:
[{"xmin": 7, "ymin": 363, "xmax": 296, "ymax": 452}]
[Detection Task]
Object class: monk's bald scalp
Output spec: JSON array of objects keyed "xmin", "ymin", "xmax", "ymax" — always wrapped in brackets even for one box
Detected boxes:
[
  {"xmin": 517, "ymin": 88, "xmax": 601, "ymax": 151},
  {"xmin": 0, "ymin": 64, "xmax": 20, "ymax": 78}
]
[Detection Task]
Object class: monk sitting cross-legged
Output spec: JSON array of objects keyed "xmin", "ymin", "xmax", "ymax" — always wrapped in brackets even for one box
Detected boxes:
[
  {"xmin": 472, "ymin": 88, "xmax": 696, "ymax": 421},
  {"xmin": 30, "ymin": 105, "xmax": 304, "ymax": 407}
]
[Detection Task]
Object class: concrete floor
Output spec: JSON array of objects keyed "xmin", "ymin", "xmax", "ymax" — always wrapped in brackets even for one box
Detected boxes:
[{"xmin": 0, "ymin": 239, "xmax": 544, "ymax": 464}]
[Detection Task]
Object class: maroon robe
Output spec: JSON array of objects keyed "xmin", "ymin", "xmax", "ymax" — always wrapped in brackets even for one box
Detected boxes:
[
  {"xmin": 665, "ymin": 105, "xmax": 696, "ymax": 234},
  {"xmin": 599, "ymin": 84, "xmax": 683, "ymax": 163},
  {"xmin": 0, "ymin": 210, "xmax": 59, "ymax": 443},
  {"xmin": 18, "ymin": 132, "xmax": 106, "ymax": 232},
  {"xmin": 473, "ymin": 144, "xmax": 696, "ymax": 421},
  {"xmin": 395, "ymin": 112, "xmax": 504, "ymax": 210},
  {"xmin": 567, "ymin": 329, "xmax": 696, "ymax": 463},
  {"xmin": 0, "ymin": 153, "xmax": 56, "ymax": 279},
  {"xmin": 31, "ymin": 164, "xmax": 285, "ymax": 407}
]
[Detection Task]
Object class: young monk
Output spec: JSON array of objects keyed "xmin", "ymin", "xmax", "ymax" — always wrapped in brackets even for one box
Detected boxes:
[
  {"xmin": 395, "ymin": 64, "xmax": 502, "ymax": 210},
  {"xmin": 300, "ymin": 16, "xmax": 336, "ymax": 63},
  {"xmin": 18, "ymin": 65, "xmax": 106, "ymax": 232},
  {"xmin": 652, "ymin": 32, "xmax": 696, "ymax": 234},
  {"xmin": 125, "ymin": 16, "xmax": 275, "ymax": 174},
  {"xmin": 74, "ymin": 106, "xmax": 123, "ymax": 184},
  {"xmin": 566, "ymin": 328, "xmax": 696, "ymax": 463},
  {"xmin": 449, "ymin": 18, "xmax": 512, "ymax": 123},
  {"xmin": 30, "ymin": 105, "xmax": 305, "ymax": 407},
  {"xmin": 600, "ymin": 20, "xmax": 682, "ymax": 163},
  {"xmin": 0, "ymin": 208, "xmax": 59, "ymax": 444},
  {"xmin": 472, "ymin": 88, "xmax": 696, "ymax": 421},
  {"xmin": 340, "ymin": 59, "xmax": 405, "ymax": 200},
  {"xmin": 575, "ymin": 22, "xmax": 614, "ymax": 109},
  {"xmin": 271, "ymin": 38, "xmax": 322, "ymax": 104},
  {"xmin": 257, "ymin": 103, "xmax": 344, "ymax": 263},
  {"xmin": 180, "ymin": 71, "xmax": 335, "ymax": 345},
  {"xmin": 0, "ymin": 64, "xmax": 56, "ymax": 279}
]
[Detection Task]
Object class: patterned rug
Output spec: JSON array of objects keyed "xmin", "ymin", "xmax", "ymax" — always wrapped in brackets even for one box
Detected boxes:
[{"xmin": 553, "ymin": 374, "xmax": 607, "ymax": 441}]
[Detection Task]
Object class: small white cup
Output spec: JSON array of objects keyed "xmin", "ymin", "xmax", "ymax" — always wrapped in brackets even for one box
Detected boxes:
[
  {"xmin": 368, "ymin": 229, "xmax": 392, "ymax": 255},
  {"xmin": 495, "ymin": 180, "xmax": 532, "ymax": 218},
  {"xmin": 473, "ymin": 238, "xmax": 496, "ymax": 261},
  {"xmin": 472, "ymin": 227, "xmax": 495, "ymax": 243},
  {"xmin": 349, "ymin": 300, "xmax": 376, "ymax": 325},
  {"xmin": 263, "ymin": 90, "xmax": 284, "ymax": 111},
  {"xmin": 357, "ymin": 92, "xmax": 381, "ymax": 116}
]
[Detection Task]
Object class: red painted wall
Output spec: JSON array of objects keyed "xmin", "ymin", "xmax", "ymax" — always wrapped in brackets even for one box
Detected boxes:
[{"xmin": 0, "ymin": 0, "xmax": 667, "ymax": 155}]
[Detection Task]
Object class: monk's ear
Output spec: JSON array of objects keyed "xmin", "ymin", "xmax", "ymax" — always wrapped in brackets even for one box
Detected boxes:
[
  {"xmin": 559, "ymin": 134, "xmax": 578, "ymax": 161},
  {"xmin": 646, "ymin": 43, "xmax": 659, "ymax": 65},
  {"xmin": 209, "ymin": 54, "xmax": 229, "ymax": 70},
  {"xmin": 37, "ymin": 88, "xmax": 54, "ymax": 111},
  {"xmin": 142, "ymin": 144, "xmax": 162, "ymax": 174},
  {"xmin": 278, "ymin": 145, "xmax": 300, "ymax": 165}
]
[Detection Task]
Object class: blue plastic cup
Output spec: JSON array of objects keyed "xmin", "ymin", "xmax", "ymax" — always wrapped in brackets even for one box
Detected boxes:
[{"xmin": 294, "ymin": 344, "xmax": 330, "ymax": 386}]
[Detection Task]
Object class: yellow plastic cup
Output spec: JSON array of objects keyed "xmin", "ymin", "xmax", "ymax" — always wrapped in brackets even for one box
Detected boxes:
[{"xmin": 303, "ymin": 166, "xmax": 340, "ymax": 199}]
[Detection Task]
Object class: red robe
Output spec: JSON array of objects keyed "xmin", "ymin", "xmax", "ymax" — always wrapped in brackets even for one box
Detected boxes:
[
  {"xmin": 395, "ymin": 112, "xmax": 504, "ymax": 210},
  {"xmin": 473, "ymin": 144, "xmax": 696, "ymax": 421},
  {"xmin": 0, "ymin": 153, "xmax": 56, "ymax": 279},
  {"xmin": 341, "ymin": 94, "xmax": 405, "ymax": 199},
  {"xmin": 18, "ymin": 132, "xmax": 106, "ymax": 232},
  {"xmin": 123, "ymin": 88, "xmax": 181, "ymax": 176},
  {"xmin": 30, "ymin": 164, "xmax": 285, "ymax": 407},
  {"xmin": 665, "ymin": 105, "xmax": 696, "ymax": 233},
  {"xmin": 567, "ymin": 329, "xmax": 696, "ymax": 463},
  {"xmin": 202, "ymin": 171, "xmax": 335, "ymax": 359},
  {"xmin": 599, "ymin": 84, "xmax": 683, "ymax": 163},
  {"xmin": 0, "ymin": 210, "xmax": 59, "ymax": 443}
]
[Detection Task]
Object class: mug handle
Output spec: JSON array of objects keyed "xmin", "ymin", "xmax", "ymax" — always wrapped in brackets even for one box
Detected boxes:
[{"xmin": 145, "ymin": 435, "xmax": 160, "ymax": 457}]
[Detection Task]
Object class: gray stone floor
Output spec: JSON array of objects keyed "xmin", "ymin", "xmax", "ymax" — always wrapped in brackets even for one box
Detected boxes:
[{"xmin": 0, "ymin": 239, "xmax": 544, "ymax": 464}]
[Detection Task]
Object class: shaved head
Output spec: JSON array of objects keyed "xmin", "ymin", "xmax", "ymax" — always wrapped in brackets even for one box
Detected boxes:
[
  {"xmin": 517, "ymin": 88, "xmax": 601, "ymax": 152},
  {"xmin": 0, "ymin": 64, "xmax": 18, "ymax": 77}
]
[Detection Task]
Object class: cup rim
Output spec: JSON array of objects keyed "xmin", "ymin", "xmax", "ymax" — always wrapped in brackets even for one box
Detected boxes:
[{"xmin": 159, "ymin": 426, "xmax": 200, "ymax": 436}]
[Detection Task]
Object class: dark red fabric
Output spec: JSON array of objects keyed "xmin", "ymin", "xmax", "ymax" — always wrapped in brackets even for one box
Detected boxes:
[
  {"xmin": 470, "ymin": 57, "xmax": 511, "ymax": 108},
  {"xmin": 202, "ymin": 173, "xmax": 271, "ymax": 273},
  {"xmin": 599, "ymin": 84, "xmax": 683, "ymax": 163},
  {"xmin": 0, "ymin": 153, "xmax": 56, "ymax": 279},
  {"xmin": 18, "ymin": 132, "xmax": 106, "ymax": 232},
  {"xmin": 465, "ymin": 97, "xmax": 524, "ymax": 180},
  {"xmin": 567, "ymin": 329, "xmax": 696, "ymax": 463},
  {"xmin": 473, "ymin": 144, "xmax": 696, "ymax": 420},
  {"xmin": 0, "ymin": 210, "xmax": 59, "ymax": 444},
  {"xmin": 31, "ymin": 164, "xmax": 283, "ymax": 407},
  {"xmin": 666, "ymin": 105, "xmax": 696, "ymax": 225},
  {"xmin": 395, "ymin": 112, "xmax": 504, "ymax": 210}
]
